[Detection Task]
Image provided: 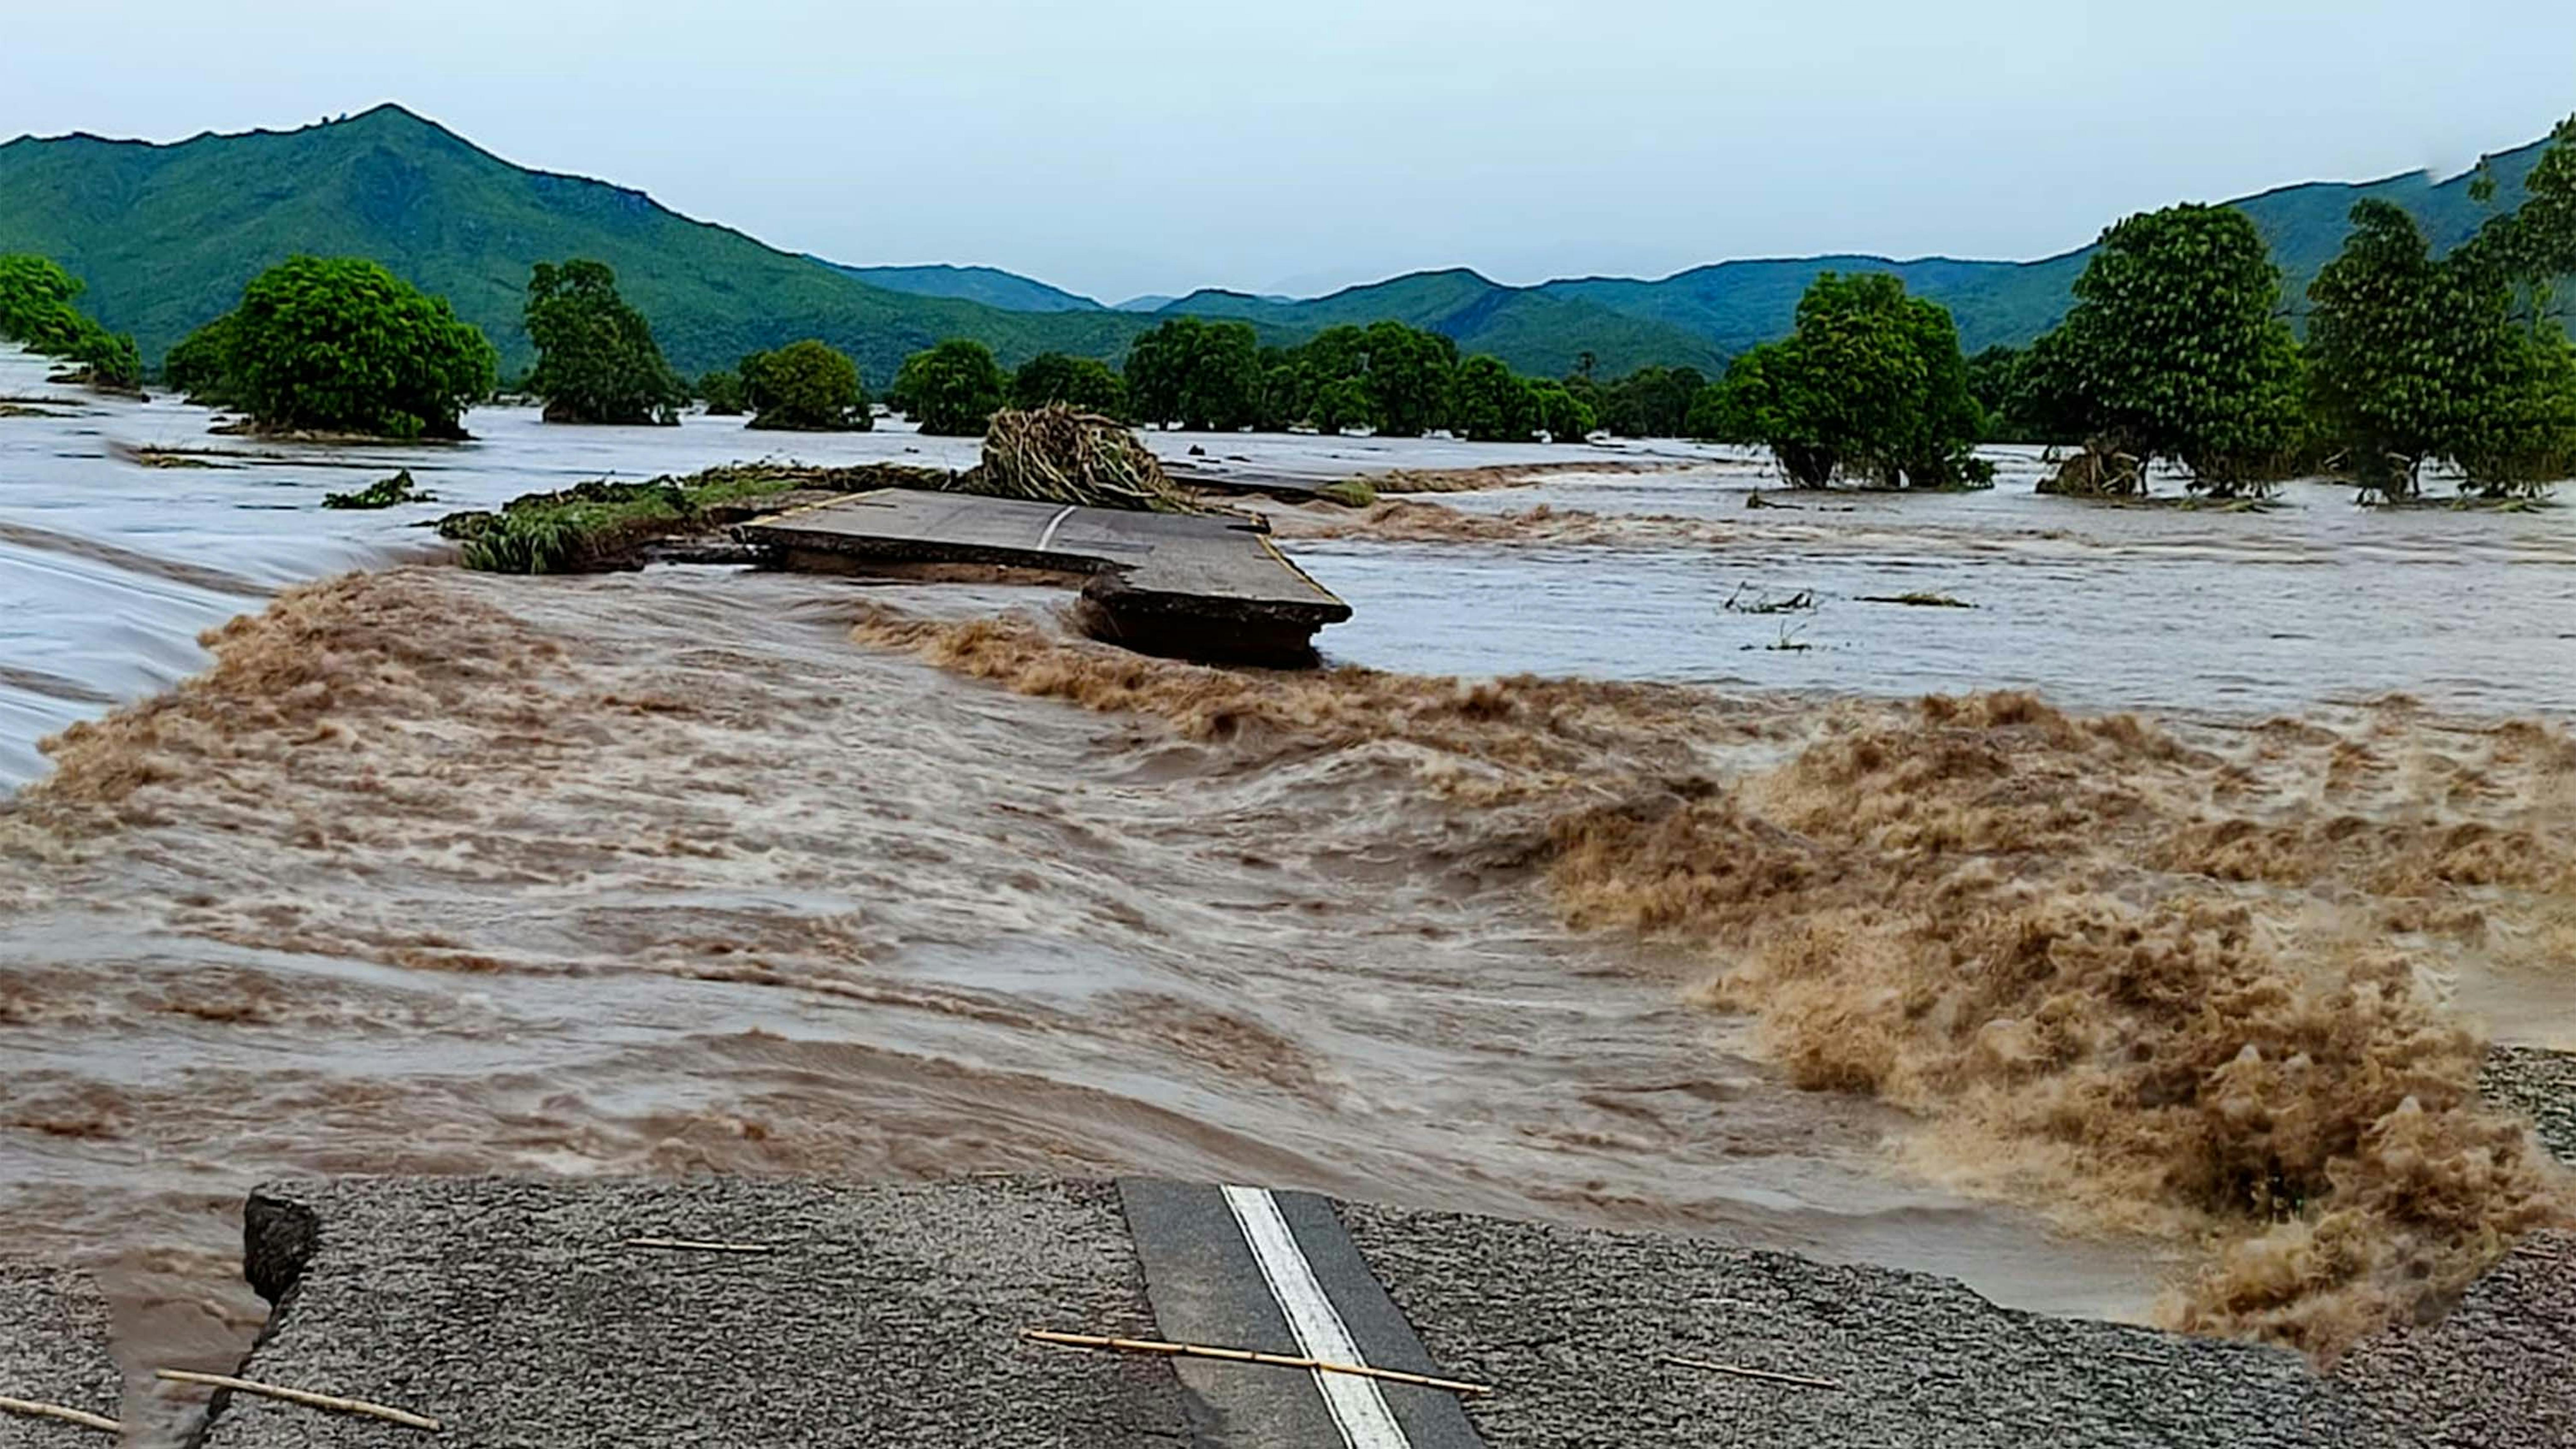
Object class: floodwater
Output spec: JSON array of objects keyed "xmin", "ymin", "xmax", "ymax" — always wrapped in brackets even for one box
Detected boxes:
[{"xmin": 3, "ymin": 348, "xmax": 2572, "ymax": 1405}]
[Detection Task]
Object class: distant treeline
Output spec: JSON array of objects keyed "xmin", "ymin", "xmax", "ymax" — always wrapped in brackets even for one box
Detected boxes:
[
  {"xmin": 1938, "ymin": 120, "xmax": 2576, "ymax": 499},
  {"xmin": 14, "ymin": 114, "xmax": 2572, "ymax": 499}
]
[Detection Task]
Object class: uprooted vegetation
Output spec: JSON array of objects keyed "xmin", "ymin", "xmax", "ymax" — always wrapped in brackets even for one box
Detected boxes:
[
  {"xmin": 322, "ymin": 470, "xmax": 432, "ymax": 510},
  {"xmin": 845, "ymin": 608, "xmax": 2574, "ymax": 1359},
  {"xmin": 952, "ymin": 405, "xmax": 1198, "ymax": 513},
  {"xmin": 437, "ymin": 462, "xmax": 948, "ymax": 573}
]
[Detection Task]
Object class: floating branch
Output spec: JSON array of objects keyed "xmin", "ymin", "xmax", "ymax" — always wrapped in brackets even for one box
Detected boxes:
[
  {"xmin": 1024, "ymin": 1329, "xmax": 1493, "ymax": 1396},
  {"xmin": 1658, "ymin": 1354, "xmax": 1840, "ymax": 1390},
  {"xmin": 154, "ymin": 1370, "xmax": 442, "ymax": 1432},
  {"xmin": 0, "ymin": 1394, "xmax": 120, "ymax": 1434}
]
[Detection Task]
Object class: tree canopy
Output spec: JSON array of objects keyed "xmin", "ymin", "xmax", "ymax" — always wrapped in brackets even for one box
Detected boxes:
[
  {"xmin": 2024, "ymin": 204, "xmax": 2303, "ymax": 494},
  {"xmin": 1010, "ymin": 351, "xmax": 1127, "ymax": 418},
  {"xmin": 0, "ymin": 254, "xmax": 143, "ymax": 390},
  {"xmin": 1446, "ymin": 355, "xmax": 1537, "ymax": 442},
  {"xmin": 892, "ymin": 338, "xmax": 1009, "ymax": 435},
  {"xmin": 162, "ymin": 313, "xmax": 239, "ymax": 405},
  {"xmin": 212, "ymin": 256, "xmax": 496, "ymax": 438},
  {"xmin": 1692, "ymin": 272, "xmax": 1989, "ymax": 488},
  {"xmin": 742, "ymin": 339, "xmax": 870, "ymax": 432},
  {"xmin": 2317, "ymin": 120, "xmax": 2576, "ymax": 497},
  {"xmin": 1527, "ymin": 379, "xmax": 1597, "ymax": 442},
  {"xmin": 1593, "ymin": 365, "xmax": 1707, "ymax": 438},
  {"xmin": 1125, "ymin": 317, "xmax": 1262, "ymax": 431},
  {"xmin": 523, "ymin": 259, "xmax": 686, "ymax": 426},
  {"xmin": 696, "ymin": 369, "xmax": 746, "ymax": 415}
]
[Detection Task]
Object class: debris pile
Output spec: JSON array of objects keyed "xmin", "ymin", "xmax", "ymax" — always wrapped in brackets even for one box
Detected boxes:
[{"xmin": 957, "ymin": 406, "xmax": 1197, "ymax": 514}]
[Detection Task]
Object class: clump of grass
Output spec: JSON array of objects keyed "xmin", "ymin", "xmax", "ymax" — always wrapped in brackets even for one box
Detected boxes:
[
  {"xmin": 1857, "ymin": 591, "xmax": 1976, "ymax": 608},
  {"xmin": 322, "ymin": 469, "xmax": 432, "ymax": 509},
  {"xmin": 439, "ymin": 479, "xmax": 693, "ymax": 574},
  {"xmin": 1314, "ymin": 477, "xmax": 1378, "ymax": 509},
  {"xmin": 437, "ymin": 464, "xmax": 948, "ymax": 574}
]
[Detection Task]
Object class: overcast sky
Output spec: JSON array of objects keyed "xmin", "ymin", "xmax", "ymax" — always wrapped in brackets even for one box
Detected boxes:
[{"xmin": 4, "ymin": 2, "xmax": 2568, "ymax": 304}]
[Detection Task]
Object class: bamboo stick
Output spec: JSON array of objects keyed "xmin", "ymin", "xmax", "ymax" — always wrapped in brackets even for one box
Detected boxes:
[
  {"xmin": 622, "ymin": 1236, "xmax": 777, "ymax": 1254},
  {"xmin": 153, "ymin": 1370, "xmax": 442, "ymax": 1431},
  {"xmin": 1024, "ymin": 1329, "xmax": 1493, "ymax": 1396},
  {"xmin": 1658, "ymin": 1354, "xmax": 1840, "ymax": 1390},
  {"xmin": 0, "ymin": 1394, "xmax": 120, "ymax": 1434}
]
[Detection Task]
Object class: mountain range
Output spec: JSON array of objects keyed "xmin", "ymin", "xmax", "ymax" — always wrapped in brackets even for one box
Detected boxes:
[{"xmin": 0, "ymin": 103, "xmax": 2559, "ymax": 387}]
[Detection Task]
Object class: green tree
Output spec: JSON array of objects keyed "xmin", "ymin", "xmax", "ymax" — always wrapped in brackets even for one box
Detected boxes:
[
  {"xmin": 1447, "ymin": 355, "xmax": 1537, "ymax": 442},
  {"xmin": 1693, "ymin": 343, "xmax": 1837, "ymax": 484},
  {"xmin": 1358, "ymin": 321, "xmax": 1455, "ymax": 436},
  {"xmin": 1597, "ymin": 365, "xmax": 1707, "ymax": 438},
  {"xmin": 892, "ymin": 338, "xmax": 1008, "ymax": 435},
  {"xmin": 162, "ymin": 314, "xmax": 239, "ymax": 405},
  {"xmin": 1010, "ymin": 351, "xmax": 1127, "ymax": 417},
  {"xmin": 222, "ymin": 256, "xmax": 496, "ymax": 438},
  {"xmin": 1124, "ymin": 317, "xmax": 1261, "ymax": 431},
  {"xmin": 2026, "ymin": 204, "xmax": 2303, "ymax": 495},
  {"xmin": 523, "ymin": 259, "xmax": 686, "ymax": 426},
  {"xmin": 745, "ymin": 339, "xmax": 871, "ymax": 432},
  {"xmin": 0, "ymin": 255, "xmax": 143, "ymax": 391},
  {"xmin": 1253, "ymin": 356, "xmax": 1309, "ymax": 433},
  {"xmin": 1312, "ymin": 377, "xmax": 1372, "ymax": 435},
  {"xmin": 1527, "ymin": 379, "xmax": 1596, "ymax": 442},
  {"xmin": 696, "ymin": 369, "xmax": 746, "ymax": 416},
  {"xmin": 1692, "ymin": 272, "xmax": 1988, "ymax": 488}
]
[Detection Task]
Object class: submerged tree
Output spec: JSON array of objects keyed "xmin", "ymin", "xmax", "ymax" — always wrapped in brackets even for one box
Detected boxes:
[
  {"xmin": 162, "ymin": 314, "xmax": 240, "ymax": 405},
  {"xmin": 1446, "ymin": 354, "xmax": 1537, "ymax": 442},
  {"xmin": 221, "ymin": 256, "xmax": 496, "ymax": 438},
  {"xmin": 0, "ymin": 254, "xmax": 143, "ymax": 391},
  {"xmin": 696, "ymin": 369, "xmax": 746, "ymax": 416},
  {"xmin": 1693, "ymin": 272, "xmax": 1988, "ymax": 488},
  {"xmin": 2025, "ymin": 204, "xmax": 2303, "ymax": 495},
  {"xmin": 743, "ymin": 339, "xmax": 870, "ymax": 432},
  {"xmin": 1356, "ymin": 321, "xmax": 1456, "ymax": 437},
  {"xmin": 893, "ymin": 339, "xmax": 1008, "ymax": 435},
  {"xmin": 1010, "ymin": 351, "xmax": 1127, "ymax": 418},
  {"xmin": 523, "ymin": 259, "xmax": 686, "ymax": 426},
  {"xmin": 1596, "ymin": 364, "xmax": 1707, "ymax": 438},
  {"xmin": 1124, "ymin": 317, "xmax": 1261, "ymax": 431},
  {"xmin": 1527, "ymin": 379, "xmax": 1596, "ymax": 442}
]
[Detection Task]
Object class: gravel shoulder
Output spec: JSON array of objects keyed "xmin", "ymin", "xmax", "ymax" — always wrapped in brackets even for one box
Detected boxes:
[
  {"xmin": 201, "ymin": 1176, "xmax": 1190, "ymax": 1448},
  {"xmin": 1338, "ymin": 1200, "xmax": 2377, "ymax": 1448},
  {"xmin": 2482, "ymin": 1045, "xmax": 2576, "ymax": 1166},
  {"xmin": 0, "ymin": 1261, "xmax": 120, "ymax": 1448}
]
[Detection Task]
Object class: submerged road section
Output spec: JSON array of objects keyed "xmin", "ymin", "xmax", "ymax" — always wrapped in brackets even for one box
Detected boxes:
[
  {"xmin": 737, "ymin": 491, "xmax": 1352, "ymax": 664},
  {"xmin": 7, "ymin": 1176, "xmax": 2545, "ymax": 1446}
]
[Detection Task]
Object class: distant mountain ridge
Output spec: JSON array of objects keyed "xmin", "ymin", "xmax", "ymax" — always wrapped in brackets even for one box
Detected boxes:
[
  {"xmin": 814, "ymin": 261, "xmax": 1105, "ymax": 313},
  {"xmin": 0, "ymin": 103, "xmax": 2561, "ymax": 388}
]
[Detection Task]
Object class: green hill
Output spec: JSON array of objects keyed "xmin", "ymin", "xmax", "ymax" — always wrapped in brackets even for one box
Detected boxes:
[
  {"xmin": 0, "ymin": 105, "xmax": 1150, "ymax": 385},
  {"xmin": 0, "ymin": 104, "xmax": 2562, "ymax": 392},
  {"xmin": 818, "ymin": 261, "xmax": 1104, "ymax": 313},
  {"xmin": 0, "ymin": 106, "xmax": 1713, "ymax": 384},
  {"xmin": 1151, "ymin": 268, "xmax": 1724, "ymax": 376}
]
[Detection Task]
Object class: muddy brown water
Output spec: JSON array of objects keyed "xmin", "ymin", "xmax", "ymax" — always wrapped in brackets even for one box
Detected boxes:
[{"xmin": 2, "ymin": 350, "xmax": 2571, "ymax": 1412}]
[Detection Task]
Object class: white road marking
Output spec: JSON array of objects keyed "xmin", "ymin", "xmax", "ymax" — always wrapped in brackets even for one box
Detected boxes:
[
  {"xmin": 1035, "ymin": 505, "xmax": 1078, "ymax": 553},
  {"xmin": 1221, "ymin": 1184, "xmax": 1410, "ymax": 1449}
]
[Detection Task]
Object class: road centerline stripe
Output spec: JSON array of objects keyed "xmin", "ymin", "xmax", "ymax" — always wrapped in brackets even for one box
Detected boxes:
[
  {"xmin": 1035, "ymin": 504, "xmax": 1078, "ymax": 553},
  {"xmin": 1221, "ymin": 1184, "xmax": 1410, "ymax": 1449}
]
